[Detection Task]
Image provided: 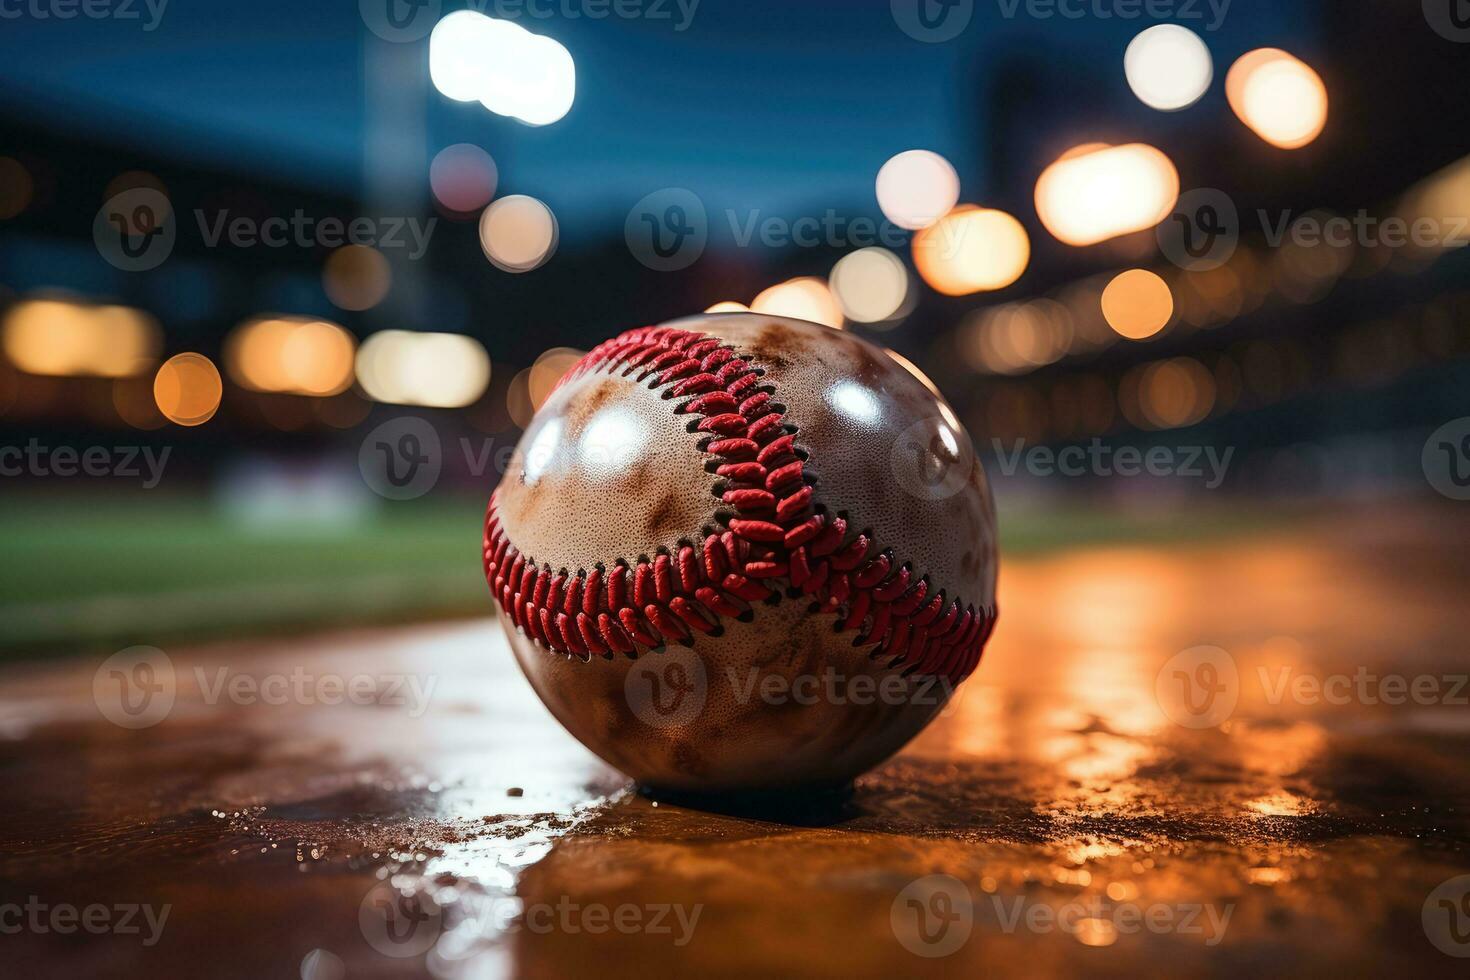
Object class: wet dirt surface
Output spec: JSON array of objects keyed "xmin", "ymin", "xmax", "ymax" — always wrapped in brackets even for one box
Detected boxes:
[{"xmin": 2, "ymin": 504, "xmax": 1469, "ymax": 977}]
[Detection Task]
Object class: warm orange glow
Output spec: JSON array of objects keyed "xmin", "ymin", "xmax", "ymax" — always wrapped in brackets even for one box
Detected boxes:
[
  {"xmin": 225, "ymin": 316, "xmax": 356, "ymax": 397},
  {"xmin": 964, "ymin": 300, "xmax": 1073, "ymax": 375},
  {"xmin": 1246, "ymin": 791, "xmax": 1315, "ymax": 817},
  {"xmin": 153, "ymin": 353, "xmax": 222, "ymax": 426},
  {"xmin": 1034, "ymin": 143, "xmax": 1179, "ymax": 246},
  {"xmin": 507, "ymin": 366, "xmax": 535, "ymax": 427},
  {"xmin": 480, "ymin": 195, "xmax": 558, "ymax": 272},
  {"xmin": 1, "ymin": 299, "xmax": 160, "ymax": 377},
  {"xmin": 1101, "ymin": 269, "xmax": 1173, "ymax": 339},
  {"xmin": 528, "ymin": 347, "xmax": 586, "ymax": 409},
  {"xmin": 1226, "ymin": 48, "xmax": 1327, "ymax": 149},
  {"xmin": 1137, "ymin": 356, "xmax": 1215, "ymax": 428},
  {"xmin": 751, "ymin": 277, "xmax": 845, "ymax": 329},
  {"xmin": 1396, "ymin": 154, "xmax": 1470, "ymax": 253},
  {"xmin": 1181, "ymin": 264, "xmax": 1244, "ymax": 324},
  {"xmin": 704, "ymin": 301, "xmax": 749, "ymax": 313},
  {"xmin": 1075, "ymin": 918, "xmax": 1119, "ymax": 947},
  {"xmin": 1247, "ymin": 867, "xmax": 1293, "ymax": 886},
  {"xmin": 323, "ymin": 245, "xmax": 391, "ymax": 311},
  {"xmin": 912, "ymin": 205, "xmax": 1029, "ymax": 296}
]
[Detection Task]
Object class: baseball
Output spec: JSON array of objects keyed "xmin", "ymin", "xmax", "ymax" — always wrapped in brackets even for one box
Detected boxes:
[{"xmin": 483, "ymin": 313, "xmax": 998, "ymax": 792}]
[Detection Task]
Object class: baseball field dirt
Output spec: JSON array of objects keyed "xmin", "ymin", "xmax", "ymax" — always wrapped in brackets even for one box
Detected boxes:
[{"xmin": 2, "ymin": 503, "xmax": 1467, "ymax": 977}]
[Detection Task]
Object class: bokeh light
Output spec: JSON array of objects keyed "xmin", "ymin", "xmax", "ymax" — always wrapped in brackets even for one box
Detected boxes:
[
  {"xmin": 507, "ymin": 366, "xmax": 535, "ymax": 426},
  {"xmin": 1176, "ymin": 262, "xmax": 1245, "ymax": 326},
  {"xmin": 225, "ymin": 316, "xmax": 356, "ymax": 396},
  {"xmin": 430, "ymin": 10, "xmax": 575, "ymax": 126},
  {"xmin": 356, "ymin": 330, "xmax": 492, "ymax": 408},
  {"xmin": 153, "ymin": 353, "xmax": 222, "ymax": 426},
  {"xmin": 1127, "ymin": 356, "xmax": 1216, "ymax": 429},
  {"xmin": 829, "ymin": 247, "xmax": 910, "ymax": 323},
  {"xmin": 1034, "ymin": 143, "xmax": 1179, "ymax": 246},
  {"xmin": 1055, "ymin": 278, "xmax": 1114, "ymax": 353},
  {"xmin": 751, "ymin": 277, "xmax": 845, "ymax": 329},
  {"xmin": 962, "ymin": 301, "xmax": 1073, "ymax": 375},
  {"xmin": 875, "ymin": 150, "xmax": 960, "ymax": 231},
  {"xmin": 1272, "ymin": 217, "xmax": 1351, "ymax": 304},
  {"xmin": 2, "ymin": 299, "xmax": 160, "ymax": 377},
  {"xmin": 1124, "ymin": 25, "xmax": 1212, "ymax": 111},
  {"xmin": 1397, "ymin": 155, "xmax": 1470, "ymax": 255},
  {"xmin": 479, "ymin": 195, "xmax": 559, "ymax": 273},
  {"xmin": 528, "ymin": 347, "xmax": 586, "ymax": 409},
  {"xmin": 430, "ymin": 144, "xmax": 499, "ymax": 214},
  {"xmin": 429, "ymin": 10, "xmax": 494, "ymax": 101},
  {"xmin": 322, "ymin": 245, "xmax": 391, "ymax": 311},
  {"xmin": 1101, "ymin": 269, "xmax": 1174, "ymax": 340},
  {"xmin": 1226, "ymin": 48, "xmax": 1327, "ymax": 150},
  {"xmin": 111, "ymin": 375, "xmax": 166, "ymax": 430},
  {"xmin": 705, "ymin": 301, "xmax": 750, "ymax": 313},
  {"xmin": 912, "ymin": 205, "xmax": 1030, "ymax": 296},
  {"xmin": 490, "ymin": 30, "xmax": 575, "ymax": 127}
]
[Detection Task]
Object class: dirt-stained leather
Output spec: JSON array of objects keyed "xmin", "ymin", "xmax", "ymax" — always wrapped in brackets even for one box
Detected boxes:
[{"xmin": 484, "ymin": 313, "xmax": 998, "ymax": 791}]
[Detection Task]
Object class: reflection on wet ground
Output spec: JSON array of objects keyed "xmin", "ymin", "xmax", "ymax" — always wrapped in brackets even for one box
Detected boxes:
[{"xmin": 2, "ymin": 505, "xmax": 1468, "ymax": 977}]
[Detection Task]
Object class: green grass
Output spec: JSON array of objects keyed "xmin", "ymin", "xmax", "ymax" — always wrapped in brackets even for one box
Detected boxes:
[
  {"xmin": 1, "ymin": 498, "xmax": 480, "ymax": 602},
  {"xmin": 0, "ymin": 492, "xmax": 1292, "ymax": 656},
  {"xmin": 0, "ymin": 493, "xmax": 489, "ymax": 654},
  {"xmin": 995, "ymin": 503, "xmax": 1282, "ymax": 555}
]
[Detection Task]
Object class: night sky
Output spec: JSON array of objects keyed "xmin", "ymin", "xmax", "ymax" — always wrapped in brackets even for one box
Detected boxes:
[{"xmin": 0, "ymin": 0, "xmax": 1318, "ymax": 243}]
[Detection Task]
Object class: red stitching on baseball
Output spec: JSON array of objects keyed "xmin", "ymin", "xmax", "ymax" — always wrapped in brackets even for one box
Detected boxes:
[{"xmin": 482, "ymin": 325, "xmax": 997, "ymax": 685}]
